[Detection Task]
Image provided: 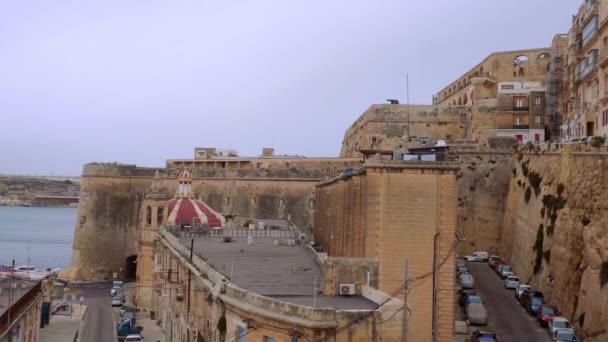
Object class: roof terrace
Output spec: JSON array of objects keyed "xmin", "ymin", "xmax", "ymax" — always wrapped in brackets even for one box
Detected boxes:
[{"xmin": 171, "ymin": 228, "xmax": 376, "ymax": 311}]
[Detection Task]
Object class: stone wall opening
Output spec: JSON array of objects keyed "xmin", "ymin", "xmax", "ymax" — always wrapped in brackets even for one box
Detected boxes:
[{"xmin": 125, "ymin": 255, "xmax": 137, "ymax": 281}]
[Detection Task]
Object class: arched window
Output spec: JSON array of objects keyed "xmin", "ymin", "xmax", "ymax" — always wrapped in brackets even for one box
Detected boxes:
[
  {"xmin": 463, "ymin": 93, "xmax": 468, "ymax": 105},
  {"xmin": 480, "ymin": 67, "xmax": 484, "ymax": 76},
  {"xmin": 518, "ymin": 67, "xmax": 525, "ymax": 77},
  {"xmin": 513, "ymin": 55, "xmax": 529, "ymax": 67},
  {"xmin": 309, "ymin": 199, "xmax": 315, "ymax": 210},
  {"xmin": 458, "ymin": 97, "xmax": 462, "ymax": 105},
  {"xmin": 146, "ymin": 206, "xmax": 152, "ymax": 225},
  {"xmin": 157, "ymin": 206, "xmax": 164, "ymax": 225}
]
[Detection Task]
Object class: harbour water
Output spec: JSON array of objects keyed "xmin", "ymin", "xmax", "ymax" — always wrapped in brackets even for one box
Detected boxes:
[{"xmin": 0, "ymin": 206, "xmax": 76, "ymax": 269}]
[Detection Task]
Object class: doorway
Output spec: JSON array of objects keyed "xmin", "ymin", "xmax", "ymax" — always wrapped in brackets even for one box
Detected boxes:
[{"xmin": 124, "ymin": 255, "xmax": 137, "ymax": 281}]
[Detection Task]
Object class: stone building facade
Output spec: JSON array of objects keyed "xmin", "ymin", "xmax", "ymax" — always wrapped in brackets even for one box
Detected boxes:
[
  {"xmin": 313, "ymin": 160, "xmax": 459, "ymax": 342},
  {"xmin": 561, "ymin": 0, "xmax": 608, "ymax": 140}
]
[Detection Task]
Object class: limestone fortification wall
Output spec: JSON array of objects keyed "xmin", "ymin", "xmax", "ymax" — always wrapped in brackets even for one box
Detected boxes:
[
  {"xmin": 500, "ymin": 143, "xmax": 608, "ymax": 341},
  {"xmin": 340, "ymin": 104, "xmax": 469, "ymax": 158},
  {"xmin": 67, "ymin": 161, "xmax": 351, "ymax": 280},
  {"xmin": 451, "ymin": 142, "xmax": 515, "ymax": 255}
]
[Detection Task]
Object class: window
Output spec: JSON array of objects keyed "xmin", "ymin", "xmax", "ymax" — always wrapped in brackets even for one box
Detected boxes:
[
  {"xmin": 516, "ymin": 117, "xmax": 523, "ymax": 125},
  {"xmin": 263, "ymin": 337, "xmax": 275, "ymax": 342},
  {"xmin": 157, "ymin": 206, "xmax": 164, "ymax": 224},
  {"xmin": 535, "ymin": 97, "xmax": 542, "ymax": 106},
  {"xmin": 515, "ymin": 99, "xmax": 524, "ymax": 108},
  {"xmin": 236, "ymin": 326, "xmax": 245, "ymax": 342},
  {"xmin": 583, "ymin": 16, "xmax": 599, "ymax": 45},
  {"xmin": 146, "ymin": 206, "xmax": 152, "ymax": 225},
  {"xmin": 535, "ymin": 115, "xmax": 541, "ymax": 124}
]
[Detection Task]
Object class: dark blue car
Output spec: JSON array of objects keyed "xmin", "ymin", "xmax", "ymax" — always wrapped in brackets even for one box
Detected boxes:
[{"xmin": 527, "ymin": 296, "xmax": 544, "ymax": 316}]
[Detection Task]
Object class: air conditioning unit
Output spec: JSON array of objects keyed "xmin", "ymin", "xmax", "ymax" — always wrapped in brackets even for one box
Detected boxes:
[{"xmin": 339, "ymin": 284, "xmax": 356, "ymax": 296}]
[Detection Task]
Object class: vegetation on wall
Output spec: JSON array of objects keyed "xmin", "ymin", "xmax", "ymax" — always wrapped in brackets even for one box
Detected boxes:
[
  {"xmin": 527, "ymin": 171, "xmax": 543, "ymax": 196},
  {"xmin": 541, "ymin": 193, "xmax": 567, "ymax": 237},
  {"xmin": 533, "ymin": 224, "xmax": 544, "ymax": 274},
  {"xmin": 601, "ymin": 261, "xmax": 608, "ymax": 288},
  {"xmin": 524, "ymin": 187, "xmax": 532, "ymax": 203},
  {"xmin": 521, "ymin": 160, "xmax": 530, "ymax": 177},
  {"xmin": 581, "ymin": 216, "xmax": 591, "ymax": 226},
  {"xmin": 543, "ymin": 249, "xmax": 551, "ymax": 263}
]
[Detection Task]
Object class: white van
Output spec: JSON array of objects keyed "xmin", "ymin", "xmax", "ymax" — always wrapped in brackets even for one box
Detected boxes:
[
  {"xmin": 113, "ymin": 280, "xmax": 124, "ymax": 288},
  {"xmin": 464, "ymin": 251, "xmax": 489, "ymax": 262}
]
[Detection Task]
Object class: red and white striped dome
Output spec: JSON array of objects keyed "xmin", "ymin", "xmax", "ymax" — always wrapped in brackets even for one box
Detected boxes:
[
  {"xmin": 167, "ymin": 198, "xmax": 225, "ymax": 227},
  {"xmin": 167, "ymin": 167, "xmax": 225, "ymax": 227}
]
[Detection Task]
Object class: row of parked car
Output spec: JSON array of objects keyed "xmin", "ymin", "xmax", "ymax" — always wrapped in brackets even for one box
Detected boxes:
[
  {"xmin": 110, "ymin": 281, "xmax": 144, "ymax": 342},
  {"xmin": 488, "ymin": 255, "xmax": 578, "ymax": 342},
  {"xmin": 456, "ymin": 256, "xmax": 498, "ymax": 342}
]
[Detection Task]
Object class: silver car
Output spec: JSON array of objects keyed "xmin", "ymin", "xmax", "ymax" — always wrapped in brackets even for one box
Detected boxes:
[
  {"xmin": 111, "ymin": 295, "xmax": 124, "ymax": 307},
  {"xmin": 553, "ymin": 328, "xmax": 577, "ymax": 341},
  {"xmin": 515, "ymin": 284, "xmax": 531, "ymax": 299},
  {"xmin": 504, "ymin": 275, "xmax": 519, "ymax": 289},
  {"xmin": 466, "ymin": 296, "xmax": 487, "ymax": 325},
  {"xmin": 459, "ymin": 274, "xmax": 475, "ymax": 289}
]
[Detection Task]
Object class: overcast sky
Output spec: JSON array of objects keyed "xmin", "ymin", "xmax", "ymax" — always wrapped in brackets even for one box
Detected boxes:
[{"xmin": 0, "ymin": 1, "xmax": 580, "ymax": 175}]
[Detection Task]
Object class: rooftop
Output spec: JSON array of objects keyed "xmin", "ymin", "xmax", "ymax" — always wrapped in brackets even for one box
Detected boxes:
[{"xmin": 178, "ymin": 233, "xmax": 376, "ymax": 310}]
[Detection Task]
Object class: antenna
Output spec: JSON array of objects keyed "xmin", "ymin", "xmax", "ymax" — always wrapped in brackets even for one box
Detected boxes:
[{"xmin": 407, "ymin": 74, "xmax": 410, "ymax": 139}]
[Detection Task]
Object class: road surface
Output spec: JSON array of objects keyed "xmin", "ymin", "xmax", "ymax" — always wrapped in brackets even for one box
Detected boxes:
[
  {"xmin": 76, "ymin": 282, "xmax": 117, "ymax": 342},
  {"xmin": 466, "ymin": 262, "xmax": 551, "ymax": 342}
]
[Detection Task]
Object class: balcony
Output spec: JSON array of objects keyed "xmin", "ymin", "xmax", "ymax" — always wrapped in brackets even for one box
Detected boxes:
[
  {"xmin": 583, "ymin": 1, "xmax": 599, "ymax": 25},
  {"xmin": 513, "ymin": 125, "xmax": 530, "ymax": 129},
  {"xmin": 513, "ymin": 107, "xmax": 529, "ymax": 112}
]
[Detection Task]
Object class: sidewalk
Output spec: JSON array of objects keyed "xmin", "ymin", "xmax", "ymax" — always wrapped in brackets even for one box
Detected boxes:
[{"xmin": 39, "ymin": 301, "xmax": 87, "ymax": 342}]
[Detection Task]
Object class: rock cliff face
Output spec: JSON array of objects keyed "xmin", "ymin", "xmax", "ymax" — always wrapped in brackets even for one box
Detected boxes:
[
  {"xmin": 501, "ymin": 144, "xmax": 608, "ymax": 341},
  {"xmin": 0, "ymin": 176, "xmax": 80, "ymax": 205}
]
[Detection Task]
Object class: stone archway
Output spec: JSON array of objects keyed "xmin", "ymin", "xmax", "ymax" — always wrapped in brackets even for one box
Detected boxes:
[{"xmin": 125, "ymin": 255, "xmax": 137, "ymax": 281}]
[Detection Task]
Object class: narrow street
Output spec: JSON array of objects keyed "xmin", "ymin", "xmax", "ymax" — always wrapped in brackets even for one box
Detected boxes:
[
  {"xmin": 76, "ymin": 282, "xmax": 116, "ymax": 342},
  {"xmin": 466, "ymin": 262, "xmax": 551, "ymax": 342}
]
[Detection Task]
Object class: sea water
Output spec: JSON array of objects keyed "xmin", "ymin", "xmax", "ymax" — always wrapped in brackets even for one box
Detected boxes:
[{"xmin": 0, "ymin": 206, "xmax": 76, "ymax": 269}]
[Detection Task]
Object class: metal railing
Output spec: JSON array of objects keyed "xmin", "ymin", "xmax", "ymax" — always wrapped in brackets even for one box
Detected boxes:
[
  {"xmin": 0, "ymin": 281, "xmax": 42, "ymax": 336},
  {"xmin": 166, "ymin": 226, "xmax": 296, "ymax": 239}
]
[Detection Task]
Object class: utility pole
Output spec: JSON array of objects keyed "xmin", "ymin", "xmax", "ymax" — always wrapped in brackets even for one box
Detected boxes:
[
  {"xmin": 402, "ymin": 257, "xmax": 408, "ymax": 342},
  {"xmin": 8, "ymin": 259, "xmax": 14, "ymax": 329},
  {"xmin": 187, "ymin": 239, "xmax": 193, "ymax": 342}
]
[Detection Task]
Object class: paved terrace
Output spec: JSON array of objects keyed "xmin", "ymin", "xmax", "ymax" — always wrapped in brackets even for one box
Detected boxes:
[{"xmin": 178, "ymin": 232, "xmax": 376, "ymax": 310}]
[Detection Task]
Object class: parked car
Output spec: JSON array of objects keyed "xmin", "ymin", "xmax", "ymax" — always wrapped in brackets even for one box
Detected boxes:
[
  {"xmin": 498, "ymin": 265, "xmax": 513, "ymax": 278},
  {"xmin": 526, "ymin": 296, "xmax": 545, "ymax": 316},
  {"xmin": 457, "ymin": 265, "xmax": 469, "ymax": 277},
  {"xmin": 552, "ymin": 328, "xmax": 578, "ymax": 342},
  {"xmin": 549, "ymin": 317, "xmax": 573, "ymax": 337},
  {"xmin": 124, "ymin": 335, "xmax": 143, "ymax": 342},
  {"xmin": 537, "ymin": 304, "xmax": 561, "ymax": 327},
  {"xmin": 520, "ymin": 290, "xmax": 544, "ymax": 307},
  {"xmin": 459, "ymin": 273, "xmax": 475, "ymax": 289},
  {"xmin": 110, "ymin": 286, "xmax": 122, "ymax": 297},
  {"xmin": 471, "ymin": 329, "xmax": 497, "ymax": 342},
  {"xmin": 488, "ymin": 256, "xmax": 501, "ymax": 267},
  {"xmin": 496, "ymin": 264, "xmax": 508, "ymax": 276},
  {"xmin": 458, "ymin": 290, "xmax": 477, "ymax": 307},
  {"xmin": 500, "ymin": 270, "xmax": 514, "ymax": 280},
  {"xmin": 111, "ymin": 295, "xmax": 124, "ymax": 307},
  {"xmin": 504, "ymin": 275, "xmax": 520, "ymax": 289},
  {"xmin": 490, "ymin": 259, "xmax": 504, "ymax": 271},
  {"xmin": 466, "ymin": 296, "xmax": 488, "ymax": 325},
  {"xmin": 465, "ymin": 251, "xmax": 489, "ymax": 262},
  {"xmin": 514, "ymin": 284, "xmax": 532, "ymax": 300}
]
